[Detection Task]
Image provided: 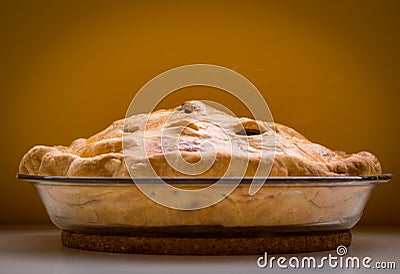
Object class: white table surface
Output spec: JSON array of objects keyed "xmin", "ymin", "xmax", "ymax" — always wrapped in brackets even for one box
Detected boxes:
[{"xmin": 0, "ymin": 226, "xmax": 399, "ymax": 274}]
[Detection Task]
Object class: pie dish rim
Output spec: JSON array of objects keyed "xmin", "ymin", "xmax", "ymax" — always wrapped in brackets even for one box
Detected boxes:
[{"xmin": 17, "ymin": 173, "xmax": 392, "ymax": 185}]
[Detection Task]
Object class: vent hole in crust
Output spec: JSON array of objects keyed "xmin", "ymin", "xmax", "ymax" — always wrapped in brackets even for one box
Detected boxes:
[
  {"xmin": 235, "ymin": 128, "xmax": 264, "ymax": 136},
  {"xmin": 178, "ymin": 105, "xmax": 193, "ymax": 114}
]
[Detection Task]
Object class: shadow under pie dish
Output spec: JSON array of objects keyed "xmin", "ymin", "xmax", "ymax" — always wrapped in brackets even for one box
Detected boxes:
[{"xmin": 18, "ymin": 101, "xmax": 391, "ymax": 254}]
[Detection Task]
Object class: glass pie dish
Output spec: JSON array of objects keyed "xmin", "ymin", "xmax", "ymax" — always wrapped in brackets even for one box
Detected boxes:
[{"xmin": 18, "ymin": 174, "xmax": 392, "ymax": 236}]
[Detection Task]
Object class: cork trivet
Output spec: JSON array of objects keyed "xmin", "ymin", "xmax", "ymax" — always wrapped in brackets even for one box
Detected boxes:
[{"xmin": 61, "ymin": 230, "xmax": 351, "ymax": 255}]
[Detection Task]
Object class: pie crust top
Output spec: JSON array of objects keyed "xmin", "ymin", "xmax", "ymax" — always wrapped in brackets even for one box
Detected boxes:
[{"xmin": 19, "ymin": 101, "xmax": 381, "ymax": 177}]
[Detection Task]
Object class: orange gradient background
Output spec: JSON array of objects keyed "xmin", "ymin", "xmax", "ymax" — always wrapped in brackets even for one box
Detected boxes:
[{"xmin": 1, "ymin": 0, "xmax": 399, "ymax": 225}]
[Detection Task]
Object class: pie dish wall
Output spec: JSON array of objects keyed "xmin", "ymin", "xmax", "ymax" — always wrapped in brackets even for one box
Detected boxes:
[{"xmin": 18, "ymin": 175, "xmax": 391, "ymax": 234}]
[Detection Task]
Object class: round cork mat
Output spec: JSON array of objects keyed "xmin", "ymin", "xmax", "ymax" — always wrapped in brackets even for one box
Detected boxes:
[{"xmin": 61, "ymin": 229, "xmax": 351, "ymax": 255}]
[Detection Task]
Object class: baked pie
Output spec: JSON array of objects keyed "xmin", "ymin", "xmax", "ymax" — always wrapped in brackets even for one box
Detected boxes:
[
  {"xmin": 19, "ymin": 100, "xmax": 381, "ymax": 177},
  {"xmin": 18, "ymin": 100, "xmax": 385, "ymax": 230}
]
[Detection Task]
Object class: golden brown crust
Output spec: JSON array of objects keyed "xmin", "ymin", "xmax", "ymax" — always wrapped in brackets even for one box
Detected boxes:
[{"xmin": 19, "ymin": 101, "xmax": 381, "ymax": 177}]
